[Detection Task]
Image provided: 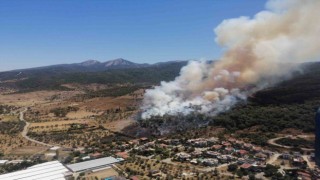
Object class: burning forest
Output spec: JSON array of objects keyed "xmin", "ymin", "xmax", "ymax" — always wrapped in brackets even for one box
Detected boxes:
[{"xmin": 141, "ymin": 0, "xmax": 320, "ymax": 125}]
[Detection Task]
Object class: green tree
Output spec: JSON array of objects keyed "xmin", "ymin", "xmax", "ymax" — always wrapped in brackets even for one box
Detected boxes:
[{"xmin": 227, "ymin": 164, "xmax": 238, "ymax": 172}]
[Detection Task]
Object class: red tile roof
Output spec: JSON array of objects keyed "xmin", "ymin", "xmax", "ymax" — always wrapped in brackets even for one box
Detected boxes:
[
  {"xmin": 90, "ymin": 152, "xmax": 102, "ymax": 158},
  {"xmin": 212, "ymin": 145, "xmax": 222, "ymax": 149},
  {"xmin": 240, "ymin": 163, "xmax": 252, "ymax": 169},
  {"xmin": 116, "ymin": 152, "xmax": 129, "ymax": 159},
  {"xmin": 130, "ymin": 176, "xmax": 139, "ymax": 180},
  {"xmin": 239, "ymin": 150, "xmax": 248, "ymax": 155}
]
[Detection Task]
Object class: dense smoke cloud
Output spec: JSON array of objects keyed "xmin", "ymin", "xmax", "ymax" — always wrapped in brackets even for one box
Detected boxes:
[{"xmin": 141, "ymin": 0, "xmax": 320, "ymax": 119}]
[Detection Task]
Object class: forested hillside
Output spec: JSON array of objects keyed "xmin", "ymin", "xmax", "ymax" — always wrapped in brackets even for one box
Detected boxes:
[
  {"xmin": 3, "ymin": 60, "xmax": 320, "ymax": 135},
  {"xmin": 141, "ymin": 62, "xmax": 320, "ymax": 137},
  {"xmin": 213, "ymin": 62, "xmax": 320, "ymax": 133},
  {"xmin": 1, "ymin": 61, "xmax": 187, "ymax": 92}
]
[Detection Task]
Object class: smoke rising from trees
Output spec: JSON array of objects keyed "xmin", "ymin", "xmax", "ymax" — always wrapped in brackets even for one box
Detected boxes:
[{"xmin": 141, "ymin": 0, "xmax": 320, "ymax": 119}]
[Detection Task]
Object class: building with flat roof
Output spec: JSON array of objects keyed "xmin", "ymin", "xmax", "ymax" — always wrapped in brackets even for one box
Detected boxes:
[
  {"xmin": 0, "ymin": 161, "xmax": 71, "ymax": 180},
  {"xmin": 67, "ymin": 157, "xmax": 123, "ymax": 173},
  {"xmin": 0, "ymin": 160, "xmax": 8, "ymax": 165},
  {"xmin": 50, "ymin": 146, "xmax": 61, "ymax": 151}
]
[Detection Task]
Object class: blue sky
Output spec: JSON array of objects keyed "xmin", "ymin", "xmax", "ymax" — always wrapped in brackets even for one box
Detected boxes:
[{"xmin": 0, "ymin": 0, "xmax": 267, "ymax": 71}]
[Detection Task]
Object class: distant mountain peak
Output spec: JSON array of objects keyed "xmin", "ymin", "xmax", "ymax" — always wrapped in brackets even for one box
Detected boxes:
[
  {"xmin": 80, "ymin": 60, "xmax": 101, "ymax": 66},
  {"xmin": 103, "ymin": 58, "xmax": 136, "ymax": 67},
  {"xmin": 0, "ymin": 58, "xmax": 188, "ymax": 75},
  {"xmin": 111, "ymin": 58, "xmax": 126, "ymax": 61}
]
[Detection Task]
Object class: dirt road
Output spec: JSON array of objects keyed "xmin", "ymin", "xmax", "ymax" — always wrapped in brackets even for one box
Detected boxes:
[
  {"xmin": 267, "ymin": 153, "xmax": 280, "ymax": 164},
  {"xmin": 267, "ymin": 136, "xmax": 314, "ymax": 152},
  {"xmin": 20, "ymin": 108, "xmax": 55, "ymax": 147},
  {"xmin": 302, "ymin": 155, "xmax": 315, "ymax": 169}
]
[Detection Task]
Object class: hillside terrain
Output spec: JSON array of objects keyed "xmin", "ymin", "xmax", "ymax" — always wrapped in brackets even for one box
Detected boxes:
[
  {"xmin": 0, "ymin": 61, "xmax": 320, "ymax": 151},
  {"xmin": 0, "ymin": 61, "xmax": 319, "ymax": 179},
  {"xmin": 0, "ymin": 59, "xmax": 189, "ymax": 160},
  {"xmin": 0, "ymin": 59, "xmax": 187, "ymax": 92},
  {"xmin": 214, "ymin": 62, "xmax": 320, "ymax": 132},
  {"xmin": 140, "ymin": 62, "xmax": 320, "ymax": 145}
]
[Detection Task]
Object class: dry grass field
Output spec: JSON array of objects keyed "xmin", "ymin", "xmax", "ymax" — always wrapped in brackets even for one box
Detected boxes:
[
  {"xmin": 0, "ymin": 134, "xmax": 46, "ymax": 159},
  {"xmin": 84, "ymin": 167, "xmax": 119, "ymax": 180},
  {"xmin": 29, "ymin": 119, "xmax": 92, "ymax": 132},
  {"xmin": 0, "ymin": 86, "xmax": 144, "ymax": 159},
  {"xmin": 0, "ymin": 115, "xmax": 18, "ymax": 122},
  {"xmin": 10, "ymin": 146, "xmax": 47, "ymax": 156},
  {"xmin": 0, "ymin": 90, "xmax": 82, "ymax": 106},
  {"xmin": 118, "ymin": 157, "xmax": 223, "ymax": 180},
  {"xmin": 28, "ymin": 129, "xmax": 112, "ymax": 148}
]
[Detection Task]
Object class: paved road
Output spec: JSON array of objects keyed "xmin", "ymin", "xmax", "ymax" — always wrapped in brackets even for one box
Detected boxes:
[{"xmin": 20, "ymin": 108, "xmax": 54, "ymax": 147}]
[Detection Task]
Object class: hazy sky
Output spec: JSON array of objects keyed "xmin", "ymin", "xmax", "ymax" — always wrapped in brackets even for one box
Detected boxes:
[{"xmin": 0, "ymin": 0, "xmax": 266, "ymax": 71}]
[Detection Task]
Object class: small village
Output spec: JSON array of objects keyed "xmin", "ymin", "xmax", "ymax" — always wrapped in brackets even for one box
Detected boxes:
[
  {"xmin": 0, "ymin": 104, "xmax": 319, "ymax": 179},
  {"xmin": 117, "ymin": 135, "xmax": 318, "ymax": 179},
  {"xmin": 1, "ymin": 132, "xmax": 319, "ymax": 180}
]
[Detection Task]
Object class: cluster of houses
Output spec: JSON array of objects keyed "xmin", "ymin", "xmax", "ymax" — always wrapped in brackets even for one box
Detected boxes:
[
  {"xmin": 131, "ymin": 136, "xmax": 273, "ymax": 169},
  {"xmin": 280, "ymin": 151, "xmax": 307, "ymax": 168},
  {"xmin": 50, "ymin": 135, "xmax": 312, "ymax": 178},
  {"xmin": 171, "ymin": 137, "xmax": 272, "ymax": 168}
]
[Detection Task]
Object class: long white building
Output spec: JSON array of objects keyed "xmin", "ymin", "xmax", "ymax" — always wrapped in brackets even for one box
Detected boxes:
[
  {"xmin": 0, "ymin": 157, "xmax": 123, "ymax": 179},
  {"xmin": 67, "ymin": 157, "xmax": 122, "ymax": 173},
  {"xmin": 0, "ymin": 161, "xmax": 72, "ymax": 180}
]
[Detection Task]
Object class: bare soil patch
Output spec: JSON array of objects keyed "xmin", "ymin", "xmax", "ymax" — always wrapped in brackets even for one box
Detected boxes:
[{"xmin": 10, "ymin": 146, "xmax": 47, "ymax": 156}]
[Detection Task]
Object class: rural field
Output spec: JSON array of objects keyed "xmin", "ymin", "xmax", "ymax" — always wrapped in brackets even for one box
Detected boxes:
[
  {"xmin": 0, "ymin": 85, "xmax": 145, "ymax": 159},
  {"xmin": 1, "ymin": 0, "xmax": 320, "ymax": 179}
]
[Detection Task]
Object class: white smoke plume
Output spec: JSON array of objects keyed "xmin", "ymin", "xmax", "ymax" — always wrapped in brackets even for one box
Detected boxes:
[{"xmin": 141, "ymin": 0, "xmax": 320, "ymax": 119}]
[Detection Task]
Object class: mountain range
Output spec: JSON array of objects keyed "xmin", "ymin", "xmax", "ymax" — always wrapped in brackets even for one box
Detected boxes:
[
  {"xmin": 66, "ymin": 58, "xmax": 150, "ymax": 69},
  {"xmin": 0, "ymin": 58, "xmax": 189, "ymax": 92},
  {"xmin": 1, "ymin": 58, "xmax": 187, "ymax": 73},
  {"xmin": 0, "ymin": 58, "xmax": 188, "ymax": 80}
]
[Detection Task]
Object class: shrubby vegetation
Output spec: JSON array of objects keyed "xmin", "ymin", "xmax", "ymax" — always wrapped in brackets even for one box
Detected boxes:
[
  {"xmin": 27, "ymin": 127, "xmax": 131, "ymax": 150},
  {"xmin": 0, "ymin": 121, "xmax": 25, "ymax": 134},
  {"xmin": 2, "ymin": 62, "xmax": 186, "ymax": 92},
  {"xmin": 238, "ymin": 133, "xmax": 275, "ymax": 146},
  {"xmin": 211, "ymin": 63, "xmax": 320, "ymax": 133},
  {"xmin": 139, "ymin": 113, "xmax": 212, "ymax": 136},
  {"xmin": 141, "ymin": 63, "xmax": 320, "ymax": 142},
  {"xmin": 81, "ymin": 85, "xmax": 145, "ymax": 98},
  {"xmin": 275, "ymin": 138, "xmax": 314, "ymax": 149},
  {"xmin": 50, "ymin": 106, "xmax": 79, "ymax": 117},
  {"xmin": 0, "ymin": 105, "xmax": 17, "ymax": 115},
  {"xmin": 212, "ymin": 100, "xmax": 317, "ymax": 133},
  {"xmin": 227, "ymin": 163, "xmax": 238, "ymax": 172},
  {"xmin": 263, "ymin": 164, "xmax": 281, "ymax": 178}
]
